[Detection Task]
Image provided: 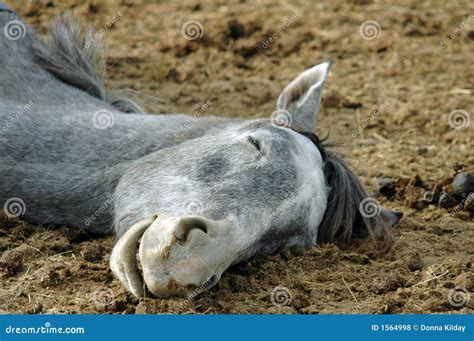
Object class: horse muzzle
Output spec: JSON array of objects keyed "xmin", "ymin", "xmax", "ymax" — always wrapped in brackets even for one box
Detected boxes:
[{"xmin": 110, "ymin": 214, "xmax": 235, "ymax": 298}]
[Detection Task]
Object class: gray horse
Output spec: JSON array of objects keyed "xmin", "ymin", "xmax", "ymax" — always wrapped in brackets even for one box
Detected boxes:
[{"xmin": 0, "ymin": 12, "xmax": 401, "ymax": 298}]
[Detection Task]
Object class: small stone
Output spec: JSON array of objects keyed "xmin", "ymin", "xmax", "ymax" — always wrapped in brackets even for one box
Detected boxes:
[
  {"xmin": 88, "ymin": 2, "xmax": 100, "ymax": 13},
  {"xmin": 438, "ymin": 192, "xmax": 458, "ymax": 209},
  {"xmin": 417, "ymin": 147, "xmax": 429, "ymax": 156},
  {"xmin": 342, "ymin": 100, "xmax": 362, "ymax": 109},
  {"xmin": 227, "ymin": 20, "xmax": 246, "ymax": 40},
  {"xmin": 379, "ymin": 177, "xmax": 397, "ymax": 198},
  {"xmin": 453, "ymin": 162, "xmax": 466, "ymax": 172},
  {"xmin": 452, "ymin": 172, "xmax": 474, "ymax": 196},
  {"xmin": 412, "ymin": 175, "xmax": 426, "ymax": 188}
]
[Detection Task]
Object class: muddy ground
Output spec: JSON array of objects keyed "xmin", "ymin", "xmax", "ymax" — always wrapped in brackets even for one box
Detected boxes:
[{"xmin": 1, "ymin": 0, "xmax": 473, "ymax": 314}]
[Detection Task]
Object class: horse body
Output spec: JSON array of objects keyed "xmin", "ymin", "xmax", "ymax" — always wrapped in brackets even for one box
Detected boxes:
[
  {"xmin": 0, "ymin": 11, "xmax": 235, "ymax": 231},
  {"xmin": 0, "ymin": 12, "xmax": 401, "ymax": 298}
]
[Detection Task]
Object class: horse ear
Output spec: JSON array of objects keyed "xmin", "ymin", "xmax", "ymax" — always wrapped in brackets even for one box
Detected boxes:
[
  {"xmin": 276, "ymin": 61, "xmax": 332, "ymax": 133},
  {"xmin": 381, "ymin": 207, "xmax": 403, "ymax": 227}
]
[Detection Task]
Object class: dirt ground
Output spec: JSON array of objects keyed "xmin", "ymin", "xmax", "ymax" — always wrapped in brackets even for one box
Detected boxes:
[{"xmin": 1, "ymin": 0, "xmax": 473, "ymax": 314}]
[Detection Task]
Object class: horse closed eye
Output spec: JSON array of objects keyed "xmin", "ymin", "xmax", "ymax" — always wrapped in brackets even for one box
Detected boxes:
[{"xmin": 247, "ymin": 137, "xmax": 262, "ymax": 153}]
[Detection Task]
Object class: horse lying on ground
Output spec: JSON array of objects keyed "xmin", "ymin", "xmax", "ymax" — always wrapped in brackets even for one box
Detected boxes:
[{"xmin": 0, "ymin": 10, "xmax": 402, "ymax": 298}]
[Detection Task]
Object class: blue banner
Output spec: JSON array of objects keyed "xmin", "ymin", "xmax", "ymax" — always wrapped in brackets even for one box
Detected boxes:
[{"xmin": 0, "ymin": 314, "xmax": 472, "ymax": 340}]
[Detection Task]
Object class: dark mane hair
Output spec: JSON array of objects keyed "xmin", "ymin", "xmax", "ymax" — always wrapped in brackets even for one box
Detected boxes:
[
  {"xmin": 32, "ymin": 14, "xmax": 144, "ymax": 113},
  {"xmin": 295, "ymin": 131, "xmax": 394, "ymax": 252}
]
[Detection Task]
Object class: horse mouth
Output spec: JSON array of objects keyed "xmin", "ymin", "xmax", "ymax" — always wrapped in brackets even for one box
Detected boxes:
[{"xmin": 110, "ymin": 214, "xmax": 220, "ymax": 299}]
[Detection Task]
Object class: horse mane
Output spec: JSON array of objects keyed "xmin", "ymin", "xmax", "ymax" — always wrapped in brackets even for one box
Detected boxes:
[
  {"xmin": 296, "ymin": 132, "xmax": 395, "ymax": 251},
  {"xmin": 32, "ymin": 14, "xmax": 144, "ymax": 113}
]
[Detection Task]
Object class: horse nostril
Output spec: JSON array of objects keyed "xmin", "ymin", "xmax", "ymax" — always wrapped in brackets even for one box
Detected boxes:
[{"xmin": 175, "ymin": 217, "xmax": 208, "ymax": 243}]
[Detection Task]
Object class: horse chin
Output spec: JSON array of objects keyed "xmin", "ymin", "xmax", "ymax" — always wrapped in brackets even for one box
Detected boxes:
[{"xmin": 138, "ymin": 214, "xmax": 232, "ymax": 298}]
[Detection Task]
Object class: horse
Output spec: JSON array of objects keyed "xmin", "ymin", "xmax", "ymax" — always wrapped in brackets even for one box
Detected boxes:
[{"xmin": 0, "ymin": 10, "xmax": 402, "ymax": 298}]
